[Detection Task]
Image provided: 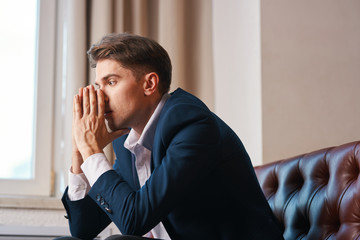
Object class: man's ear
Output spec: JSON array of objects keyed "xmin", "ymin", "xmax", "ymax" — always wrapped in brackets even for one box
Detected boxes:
[{"xmin": 143, "ymin": 72, "xmax": 159, "ymax": 96}]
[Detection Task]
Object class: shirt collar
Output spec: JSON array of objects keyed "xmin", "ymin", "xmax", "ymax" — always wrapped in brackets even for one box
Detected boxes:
[{"xmin": 124, "ymin": 93, "xmax": 170, "ymax": 152}]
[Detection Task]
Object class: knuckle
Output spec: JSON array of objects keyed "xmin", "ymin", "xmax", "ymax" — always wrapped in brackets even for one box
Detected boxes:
[{"xmin": 89, "ymin": 115, "xmax": 97, "ymax": 123}]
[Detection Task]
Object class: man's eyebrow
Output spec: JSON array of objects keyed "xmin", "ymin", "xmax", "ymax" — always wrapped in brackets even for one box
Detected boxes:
[
  {"xmin": 95, "ymin": 74, "xmax": 120, "ymax": 86},
  {"xmin": 102, "ymin": 73, "xmax": 120, "ymax": 81}
]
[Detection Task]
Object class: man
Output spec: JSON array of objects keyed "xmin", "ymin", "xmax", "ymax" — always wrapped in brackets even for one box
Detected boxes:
[{"xmin": 62, "ymin": 33, "xmax": 283, "ymax": 240}]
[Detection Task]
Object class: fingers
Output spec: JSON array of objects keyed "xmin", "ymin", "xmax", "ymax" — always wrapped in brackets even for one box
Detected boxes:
[
  {"xmin": 78, "ymin": 87, "xmax": 83, "ymax": 105},
  {"xmin": 97, "ymin": 89, "xmax": 105, "ymax": 118},
  {"xmin": 82, "ymin": 87, "xmax": 90, "ymax": 115},
  {"xmin": 74, "ymin": 87, "xmax": 82, "ymax": 119},
  {"xmin": 80, "ymin": 85, "xmax": 99, "ymax": 116},
  {"xmin": 74, "ymin": 84, "xmax": 105, "ymax": 120},
  {"xmin": 88, "ymin": 85, "xmax": 97, "ymax": 115},
  {"xmin": 74, "ymin": 95, "xmax": 82, "ymax": 119}
]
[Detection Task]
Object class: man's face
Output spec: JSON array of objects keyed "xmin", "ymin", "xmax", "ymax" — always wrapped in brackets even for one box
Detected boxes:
[{"xmin": 95, "ymin": 59, "xmax": 146, "ymax": 132}]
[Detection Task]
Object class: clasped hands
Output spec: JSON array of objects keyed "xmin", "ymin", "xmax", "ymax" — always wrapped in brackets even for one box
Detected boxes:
[{"xmin": 72, "ymin": 85, "xmax": 129, "ymax": 171}]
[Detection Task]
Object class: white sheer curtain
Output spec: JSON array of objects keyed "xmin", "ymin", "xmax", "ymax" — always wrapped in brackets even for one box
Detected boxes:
[{"xmin": 53, "ymin": 0, "xmax": 214, "ymax": 196}]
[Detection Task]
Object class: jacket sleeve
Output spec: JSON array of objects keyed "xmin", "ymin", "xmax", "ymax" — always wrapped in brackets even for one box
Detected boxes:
[
  {"xmin": 86, "ymin": 103, "xmax": 222, "ymax": 236},
  {"xmin": 62, "ymin": 187, "xmax": 112, "ymax": 239}
]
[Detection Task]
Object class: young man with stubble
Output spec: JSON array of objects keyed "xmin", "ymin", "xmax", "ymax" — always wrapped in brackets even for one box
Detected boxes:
[{"xmin": 60, "ymin": 33, "xmax": 283, "ymax": 240}]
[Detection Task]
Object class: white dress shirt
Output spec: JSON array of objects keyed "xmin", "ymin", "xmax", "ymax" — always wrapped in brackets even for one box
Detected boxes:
[{"xmin": 68, "ymin": 93, "xmax": 171, "ymax": 239}]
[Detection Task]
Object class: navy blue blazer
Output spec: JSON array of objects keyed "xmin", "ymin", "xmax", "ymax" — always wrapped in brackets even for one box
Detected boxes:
[{"xmin": 62, "ymin": 88, "xmax": 283, "ymax": 240}]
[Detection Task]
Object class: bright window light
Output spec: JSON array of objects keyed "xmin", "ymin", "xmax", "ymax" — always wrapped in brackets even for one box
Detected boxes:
[{"xmin": 0, "ymin": 0, "xmax": 38, "ymax": 179}]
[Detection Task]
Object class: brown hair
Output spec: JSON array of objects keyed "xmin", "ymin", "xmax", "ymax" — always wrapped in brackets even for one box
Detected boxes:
[{"xmin": 87, "ymin": 33, "xmax": 172, "ymax": 94}]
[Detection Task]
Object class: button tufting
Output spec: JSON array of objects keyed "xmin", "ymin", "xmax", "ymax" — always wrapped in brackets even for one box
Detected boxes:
[{"xmin": 254, "ymin": 141, "xmax": 360, "ymax": 239}]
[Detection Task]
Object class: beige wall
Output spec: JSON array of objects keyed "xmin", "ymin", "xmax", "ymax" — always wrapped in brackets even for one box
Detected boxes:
[
  {"xmin": 213, "ymin": 0, "xmax": 360, "ymax": 165},
  {"xmin": 261, "ymin": 0, "xmax": 360, "ymax": 163},
  {"xmin": 213, "ymin": 0, "xmax": 262, "ymax": 165}
]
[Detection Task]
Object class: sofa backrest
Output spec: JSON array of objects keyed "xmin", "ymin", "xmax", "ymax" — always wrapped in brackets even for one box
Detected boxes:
[{"xmin": 254, "ymin": 141, "xmax": 360, "ymax": 240}]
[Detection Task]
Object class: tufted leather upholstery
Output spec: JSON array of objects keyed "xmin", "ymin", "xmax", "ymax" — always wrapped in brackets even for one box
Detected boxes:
[{"xmin": 254, "ymin": 141, "xmax": 360, "ymax": 240}]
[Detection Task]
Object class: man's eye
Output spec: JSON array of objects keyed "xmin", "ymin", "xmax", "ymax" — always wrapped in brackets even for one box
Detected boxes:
[
  {"xmin": 108, "ymin": 80, "xmax": 116, "ymax": 86},
  {"xmin": 93, "ymin": 84, "xmax": 100, "ymax": 90}
]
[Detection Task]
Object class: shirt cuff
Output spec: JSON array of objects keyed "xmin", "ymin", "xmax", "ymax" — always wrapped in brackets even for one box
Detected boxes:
[
  {"xmin": 68, "ymin": 167, "xmax": 91, "ymax": 201},
  {"xmin": 81, "ymin": 152, "xmax": 112, "ymax": 186}
]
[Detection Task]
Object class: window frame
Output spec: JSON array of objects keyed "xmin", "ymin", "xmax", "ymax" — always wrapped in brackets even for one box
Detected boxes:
[{"xmin": 0, "ymin": 0, "xmax": 56, "ymax": 196}]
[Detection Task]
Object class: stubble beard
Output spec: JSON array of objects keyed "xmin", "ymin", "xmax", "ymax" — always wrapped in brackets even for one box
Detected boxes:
[{"xmin": 105, "ymin": 117, "xmax": 128, "ymax": 132}]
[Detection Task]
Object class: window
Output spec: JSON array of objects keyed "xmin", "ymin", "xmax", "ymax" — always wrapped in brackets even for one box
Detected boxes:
[{"xmin": 0, "ymin": 0, "xmax": 56, "ymax": 196}]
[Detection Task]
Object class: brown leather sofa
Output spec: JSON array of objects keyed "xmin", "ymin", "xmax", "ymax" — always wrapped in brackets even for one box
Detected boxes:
[{"xmin": 254, "ymin": 141, "xmax": 360, "ymax": 240}]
